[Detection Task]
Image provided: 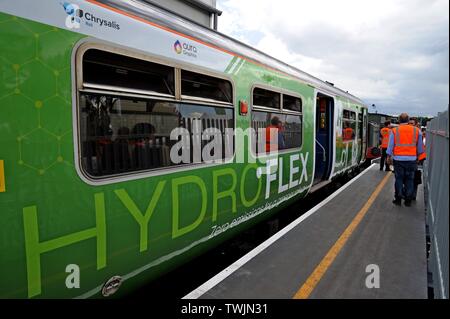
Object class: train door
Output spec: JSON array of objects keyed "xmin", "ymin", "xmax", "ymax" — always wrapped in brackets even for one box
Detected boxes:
[
  {"xmin": 360, "ymin": 109, "xmax": 367, "ymax": 163},
  {"xmin": 357, "ymin": 111, "xmax": 364, "ymax": 163},
  {"xmin": 313, "ymin": 93, "xmax": 334, "ymax": 184}
]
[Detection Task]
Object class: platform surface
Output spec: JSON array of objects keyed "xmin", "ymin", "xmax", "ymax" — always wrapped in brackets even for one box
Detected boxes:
[{"xmin": 186, "ymin": 164, "xmax": 428, "ymax": 299}]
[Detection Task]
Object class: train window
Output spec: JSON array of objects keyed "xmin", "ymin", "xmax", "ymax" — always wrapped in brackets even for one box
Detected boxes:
[
  {"xmin": 78, "ymin": 47, "xmax": 235, "ymax": 179},
  {"xmin": 82, "ymin": 49, "xmax": 175, "ymax": 96},
  {"xmin": 251, "ymin": 88, "xmax": 302, "ymax": 154},
  {"xmin": 253, "ymin": 87, "xmax": 280, "ymax": 109},
  {"xmin": 181, "ymin": 70, "xmax": 232, "ymax": 103},
  {"xmin": 358, "ymin": 112, "xmax": 364, "ymax": 141},
  {"xmin": 342, "ymin": 110, "xmax": 356, "ymax": 141},
  {"xmin": 78, "ymin": 93, "xmax": 234, "ymax": 177},
  {"xmin": 283, "ymin": 94, "xmax": 302, "ymax": 112},
  {"xmin": 343, "ymin": 110, "xmax": 350, "ymax": 119},
  {"xmin": 251, "ymin": 111, "xmax": 302, "ymax": 154}
]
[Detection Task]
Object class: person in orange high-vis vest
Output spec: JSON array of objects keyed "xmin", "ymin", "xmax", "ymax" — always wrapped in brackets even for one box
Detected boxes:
[
  {"xmin": 387, "ymin": 113, "xmax": 424, "ymax": 206},
  {"xmin": 265, "ymin": 116, "xmax": 284, "ymax": 153},
  {"xmin": 391, "ymin": 124, "xmax": 420, "ymax": 157},
  {"xmin": 342, "ymin": 123, "xmax": 354, "ymax": 141},
  {"xmin": 411, "ymin": 129, "xmax": 427, "ymax": 200},
  {"xmin": 418, "ymin": 130, "xmax": 426, "ymax": 163},
  {"xmin": 379, "ymin": 120, "xmax": 391, "ymax": 171}
]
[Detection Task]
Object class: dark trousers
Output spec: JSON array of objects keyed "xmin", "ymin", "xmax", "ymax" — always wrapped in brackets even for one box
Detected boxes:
[
  {"xmin": 380, "ymin": 148, "xmax": 389, "ymax": 170},
  {"xmin": 393, "ymin": 160, "xmax": 417, "ymax": 201},
  {"xmin": 402, "ymin": 168, "xmax": 422, "ymax": 200},
  {"xmin": 412, "ymin": 169, "xmax": 422, "ymax": 199}
]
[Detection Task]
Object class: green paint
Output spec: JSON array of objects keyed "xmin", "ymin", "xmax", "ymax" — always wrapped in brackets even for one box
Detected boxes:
[
  {"xmin": 233, "ymin": 59, "xmax": 246, "ymax": 75},
  {"xmin": 114, "ymin": 181, "xmax": 166, "ymax": 252},
  {"xmin": 172, "ymin": 176, "xmax": 207, "ymax": 239},
  {"xmin": 0, "ymin": 8, "xmax": 367, "ymax": 298},
  {"xmin": 212, "ymin": 168, "xmax": 237, "ymax": 221},
  {"xmin": 240, "ymin": 164, "xmax": 262, "ymax": 207},
  {"xmin": 224, "ymin": 56, "xmax": 238, "ymax": 73},
  {"xmin": 22, "ymin": 193, "xmax": 106, "ymax": 298}
]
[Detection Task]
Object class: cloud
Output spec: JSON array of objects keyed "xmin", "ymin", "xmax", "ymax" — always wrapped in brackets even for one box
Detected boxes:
[{"xmin": 217, "ymin": 0, "xmax": 449, "ymax": 116}]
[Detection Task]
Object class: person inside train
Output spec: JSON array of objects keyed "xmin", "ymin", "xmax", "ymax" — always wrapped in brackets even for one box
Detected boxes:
[
  {"xmin": 379, "ymin": 121, "xmax": 392, "ymax": 171},
  {"xmin": 265, "ymin": 116, "xmax": 285, "ymax": 152},
  {"xmin": 343, "ymin": 122, "xmax": 354, "ymax": 141},
  {"xmin": 132, "ymin": 122, "xmax": 157, "ymax": 169}
]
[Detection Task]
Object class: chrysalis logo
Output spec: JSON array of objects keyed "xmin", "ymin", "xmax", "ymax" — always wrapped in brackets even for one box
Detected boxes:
[
  {"xmin": 61, "ymin": 2, "xmax": 83, "ymax": 29},
  {"xmin": 174, "ymin": 40, "xmax": 182, "ymax": 54}
]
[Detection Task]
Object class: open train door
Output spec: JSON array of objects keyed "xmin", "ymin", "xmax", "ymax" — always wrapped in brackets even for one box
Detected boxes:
[
  {"xmin": 313, "ymin": 93, "xmax": 334, "ymax": 184},
  {"xmin": 360, "ymin": 108, "xmax": 368, "ymax": 163},
  {"xmin": 357, "ymin": 109, "xmax": 367, "ymax": 164}
]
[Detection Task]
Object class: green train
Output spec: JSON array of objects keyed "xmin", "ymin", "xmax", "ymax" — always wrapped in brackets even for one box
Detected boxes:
[{"xmin": 0, "ymin": 0, "xmax": 369, "ymax": 298}]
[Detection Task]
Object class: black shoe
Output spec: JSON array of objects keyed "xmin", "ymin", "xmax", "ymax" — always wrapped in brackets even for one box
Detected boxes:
[
  {"xmin": 412, "ymin": 197, "xmax": 416, "ymax": 201},
  {"xmin": 393, "ymin": 199, "xmax": 401, "ymax": 206},
  {"xmin": 404, "ymin": 200, "xmax": 412, "ymax": 207}
]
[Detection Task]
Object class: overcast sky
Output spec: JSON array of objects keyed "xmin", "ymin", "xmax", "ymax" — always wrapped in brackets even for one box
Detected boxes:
[{"xmin": 216, "ymin": 0, "xmax": 449, "ymax": 116}]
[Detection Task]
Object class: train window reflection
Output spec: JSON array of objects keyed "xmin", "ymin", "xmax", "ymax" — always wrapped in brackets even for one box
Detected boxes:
[
  {"xmin": 83, "ymin": 49, "xmax": 175, "ymax": 96},
  {"xmin": 283, "ymin": 94, "xmax": 302, "ymax": 112},
  {"xmin": 79, "ymin": 93, "xmax": 234, "ymax": 177},
  {"xmin": 253, "ymin": 87, "xmax": 280, "ymax": 109},
  {"xmin": 342, "ymin": 109, "xmax": 356, "ymax": 141},
  {"xmin": 251, "ymin": 111, "xmax": 302, "ymax": 153},
  {"xmin": 181, "ymin": 70, "xmax": 232, "ymax": 103}
]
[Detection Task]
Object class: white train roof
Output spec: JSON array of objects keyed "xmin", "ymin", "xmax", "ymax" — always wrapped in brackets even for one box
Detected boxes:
[{"xmin": 101, "ymin": 0, "xmax": 367, "ymax": 106}]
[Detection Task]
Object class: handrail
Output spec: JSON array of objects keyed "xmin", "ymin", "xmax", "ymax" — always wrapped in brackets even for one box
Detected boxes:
[{"xmin": 315, "ymin": 139, "xmax": 326, "ymax": 162}]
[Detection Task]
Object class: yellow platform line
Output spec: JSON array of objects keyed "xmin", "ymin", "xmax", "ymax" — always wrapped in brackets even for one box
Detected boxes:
[
  {"xmin": 293, "ymin": 172, "xmax": 392, "ymax": 299},
  {"xmin": 0, "ymin": 160, "xmax": 5, "ymax": 192}
]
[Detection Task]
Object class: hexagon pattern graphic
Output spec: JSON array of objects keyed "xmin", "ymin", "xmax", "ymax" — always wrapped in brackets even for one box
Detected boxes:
[{"xmin": 0, "ymin": 13, "xmax": 81, "ymax": 175}]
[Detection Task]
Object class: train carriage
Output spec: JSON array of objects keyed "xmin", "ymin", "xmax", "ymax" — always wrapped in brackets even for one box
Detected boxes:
[{"xmin": 0, "ymin": 0, "xmax": 368, "ymax": 298}]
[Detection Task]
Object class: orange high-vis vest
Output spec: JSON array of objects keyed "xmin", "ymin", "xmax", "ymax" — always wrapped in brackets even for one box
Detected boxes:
[
  {"xmin": 392, "ymin": 125, "xmax": 419, "ymax": 157},
  {"xmin": 343, "ymin": 127, "xmax": 353, "ymax": 140},
  {"xmin": 380, "ymin": 127, "xmax": 391, "ymax": 148},
  {"xmin": 265, "ymin": 125, "xmax": 279, "ymax": 152},
  {"xmin": 418, "ymin": 140, "xmax": 426, "ymax": 161}
]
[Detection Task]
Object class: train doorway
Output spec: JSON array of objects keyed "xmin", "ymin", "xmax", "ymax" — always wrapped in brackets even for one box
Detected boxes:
[
  {"xmin": 313, "ymin": 93, "xmax": 334, "ymax": 184},
  {"xmin": 357, "ymin": 110, "xmax": 364, "ymax": 164}
]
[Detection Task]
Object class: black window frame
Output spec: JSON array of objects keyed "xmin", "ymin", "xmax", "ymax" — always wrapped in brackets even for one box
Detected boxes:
[
  {"xmin": 282, "ymin": 93, "xmax": 302, "ymax": 113},
  {"xmin": 342, "ymin": 109, "xmax": 357, "ymax": 141},
  {"xmin": 252, "ymin": 87, "xmax": 281, "ymax": 110},
  {"xmin": 251, "ymin": 86, "xmax": 303, "ymax": 154},
  {"xmin": 76, "ymin": 45, "xmax": 235, "ymax": 181},
  {"xmin": 180, "ymin": 69, "xmax": 233, "ymax": 105},
  {"xmin": 82, "ymin": 48, "xmax": 176, "ymax": 98}
]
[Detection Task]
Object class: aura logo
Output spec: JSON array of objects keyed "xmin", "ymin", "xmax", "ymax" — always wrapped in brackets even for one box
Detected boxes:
[
  {"xmin": 61, "ymin": 2, "xmax": 83, "ymax": 29},
  {"xmin": 174, "ymin": 40, "xmax": 198, "ymax": 58},
  {"xmin": 174, "ymin": 40, "xmax": 182, "ymax": 54}
]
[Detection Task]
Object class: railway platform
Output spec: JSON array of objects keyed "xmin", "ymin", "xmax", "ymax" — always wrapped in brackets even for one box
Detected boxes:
[{"xmin": 184, "ymin": 163, "xmax": 428, "ymax": 299}]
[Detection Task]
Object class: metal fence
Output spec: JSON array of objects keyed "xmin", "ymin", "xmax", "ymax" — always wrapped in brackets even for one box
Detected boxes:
[{"xmin": 424, "ymin": 106, "xmax": 449, "ymax": 299}]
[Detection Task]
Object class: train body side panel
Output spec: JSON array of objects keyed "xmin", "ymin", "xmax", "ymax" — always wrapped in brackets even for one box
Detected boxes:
[
  {"xmin": 0, "ymin": 11, "xmax": 316, "ymax": 298},
  {"xmin": 331, "ymin": 97, "xmax": 365, "ymax": 178}
]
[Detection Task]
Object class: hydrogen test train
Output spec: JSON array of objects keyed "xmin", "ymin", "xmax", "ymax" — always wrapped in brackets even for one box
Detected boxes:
[{"xmin": 0, "ymin": 0, "xmax": 380, "ymax": 298}]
